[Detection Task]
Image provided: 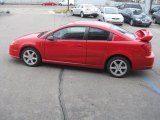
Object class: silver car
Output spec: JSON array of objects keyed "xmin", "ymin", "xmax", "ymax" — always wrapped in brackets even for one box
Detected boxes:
[
  {"xmin": 71, "ymin": 4, "xmax": 98, "ymax": 18},
  {"xmin": 97, "ymin": 7, "xmax": 124, "ymax": 25}
]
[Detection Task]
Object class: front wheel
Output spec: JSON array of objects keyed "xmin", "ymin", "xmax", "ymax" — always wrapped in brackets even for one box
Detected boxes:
[
  {"xmin": 106, "ymin": 57, "xmax": 131, "ymax": 78},
  {"xmin": 130, "ymin": 20, "xmax": 134, "ymax": 26},
  {"xmin": 21, "ymin": 47, "xmax": 42, "ymax": 67}
]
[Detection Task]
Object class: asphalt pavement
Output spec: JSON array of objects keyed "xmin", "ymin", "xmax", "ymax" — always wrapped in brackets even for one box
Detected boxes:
[{"xmin": 0, "ymin": 5, "xmax": 160, "ymax": 120}]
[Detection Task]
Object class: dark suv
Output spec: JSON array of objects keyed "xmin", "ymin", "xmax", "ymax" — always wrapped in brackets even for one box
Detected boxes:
[{"xmin": 118, "ymin": 3, "xmax": 142, "ymax": 10}]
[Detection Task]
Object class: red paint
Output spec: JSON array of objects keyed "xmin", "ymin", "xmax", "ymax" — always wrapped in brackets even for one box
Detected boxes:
[
  {"xmin": 9, "ymin": 21, "xmax": 154, "ymax": 70},
  {"xmin": 41, "ymin": 2, "xmax": 57, "ymax": 6}
]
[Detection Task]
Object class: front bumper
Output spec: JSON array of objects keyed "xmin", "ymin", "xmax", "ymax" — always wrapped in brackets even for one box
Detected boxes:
[
  {"xmin": 134, "ymin": 20, "xmax": 152, "ymax": 26},
  {"xmin": 9, "ymin": 44, "xmax": 20, "ymax": 58}
]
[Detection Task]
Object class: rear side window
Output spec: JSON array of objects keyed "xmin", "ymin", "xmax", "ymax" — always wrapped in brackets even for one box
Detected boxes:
[{"xmin": 87, "ymin": 28, "xmax": 112, "ymax": 41}]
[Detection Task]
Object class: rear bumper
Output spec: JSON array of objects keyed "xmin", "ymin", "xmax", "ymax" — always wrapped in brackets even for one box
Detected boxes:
[
  {"xmin": 143, "ymin": 52, "xmax": 154, "ymax": 69},
  {"xmin": 133, "ymin": 52, "xmax": 154, "ymax": 70}
]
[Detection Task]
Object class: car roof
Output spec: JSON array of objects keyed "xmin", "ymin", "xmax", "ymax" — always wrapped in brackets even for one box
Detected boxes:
[
  {"xmin": 124, "ymin": 8, "xmax": 141, "ymax": 11},
  {"xmin": 103, "ymin": 6, "xmax": 118, "ymax": 9},
  {"xmin": 65, "ymin": 21, "xmax": 111, "ymax": 28}
]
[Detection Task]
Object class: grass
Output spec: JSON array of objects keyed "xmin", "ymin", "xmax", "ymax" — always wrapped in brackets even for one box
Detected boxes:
[{"xmin": 53, "ymin": 9, "xmax": 69, "ymax": 14}]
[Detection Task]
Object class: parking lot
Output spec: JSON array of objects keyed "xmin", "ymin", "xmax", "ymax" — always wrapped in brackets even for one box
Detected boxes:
[{"xmin": 0, "ymin": 5, "xmax": 160, "ymax": 120}]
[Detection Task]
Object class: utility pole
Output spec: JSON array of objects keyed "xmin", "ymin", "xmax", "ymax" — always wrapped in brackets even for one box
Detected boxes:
[
  {"xmin": 145, "ymin": 0, "xmax": 152, "ymax": 14},
  {"xmin": 68, "ymin": 0, "xmax": 70, "ymax": 11}
]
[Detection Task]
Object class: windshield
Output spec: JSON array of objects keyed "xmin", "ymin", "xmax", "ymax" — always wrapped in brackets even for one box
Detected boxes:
[
  {"xmin": 110, "ymin": 25, "xmax": 135, "ymax": 39},
  {"xmin": 104, "ymin": 8, "xmax": 119, "ymax": 14},
  {"xmin": 84, "ymin": 5, "xmax": 95, "ymax": 8},
  {"xmin": 132, "ymin": 9, "xmax": 143, "ymax": 15}
]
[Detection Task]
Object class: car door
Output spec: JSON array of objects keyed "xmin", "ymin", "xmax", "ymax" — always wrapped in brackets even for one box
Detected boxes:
[
  {"xmin": 86, "ymin": 27, "xmax": 112, "ymax": 66},
  {"xmin": 44, "ymin": 26, "xmax": 87, "ymax": 64}
]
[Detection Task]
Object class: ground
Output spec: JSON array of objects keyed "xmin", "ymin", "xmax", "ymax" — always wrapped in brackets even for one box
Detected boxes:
[{"xmin": 0, "ymin": 5, "xmax": 160, "ymax": 120}]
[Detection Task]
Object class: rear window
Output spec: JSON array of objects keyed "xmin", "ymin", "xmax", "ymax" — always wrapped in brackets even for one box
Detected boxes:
[{"xmin": 110, "ymin": 25, "xmax": 135, "ymax": 39}]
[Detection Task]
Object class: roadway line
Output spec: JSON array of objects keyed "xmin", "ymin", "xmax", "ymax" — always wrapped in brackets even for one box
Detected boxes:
[{"xmin": 142, "ymin": 75, "xmax": 160, "ymax": 94}]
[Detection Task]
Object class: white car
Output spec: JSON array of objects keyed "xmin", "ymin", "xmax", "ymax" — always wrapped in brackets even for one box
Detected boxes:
[
  {"xmin": 71, "ymin": 4, "xmax": 99, "ymax": 18},
  {"xmin": 97, "ymin": 7, "xmax": 124, "ymax": 25},
  {"xmin": 59, "ymin": 0, "xmax": 74, "ymax": 6}
]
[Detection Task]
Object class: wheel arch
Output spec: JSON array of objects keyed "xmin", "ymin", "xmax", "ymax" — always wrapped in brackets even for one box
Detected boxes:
[
  {"xmin": 104, "ymin": 54, "xmax": 132, "ymax": 69},
  {"xmin": 19, "ymin": 46, "xmax": 42, "ymax": 59}
]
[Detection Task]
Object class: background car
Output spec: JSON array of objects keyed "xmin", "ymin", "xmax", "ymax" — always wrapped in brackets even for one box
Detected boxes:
[
  {"xmin": 121, "ymin": 8, "xmax": 152, "ymax": 27},
  {"xmin": 9, "ymin": 21, "xmax": 154, "ymax": 78},
  {"xmin": 152, "ymin": 10, "xmax": 160, "ymax": 24},
  {"xmin": 71, "ymin": 4, "xmax": 98, "ymax": 18},
  {"xmin": 59, "ymin": 0, "xmax": 74, "ymax": 6},
  {"xmin": 97, "ymin": 7, "xmax": 124, "ymax": 25},
  {"xmin": 41, "ymin": 1, "xmax": 57, "ymax": 6},
  {"xmin": 150, "ymin": 6, "xmax": 160, "ymax": 14},
  {"xmin": 118, "ymin": 3, "xmax": 142, "ymax": 13}
]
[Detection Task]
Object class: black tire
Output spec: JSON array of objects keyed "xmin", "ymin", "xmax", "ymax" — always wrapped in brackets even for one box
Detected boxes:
[
  {"xmin": 153, "ymin": 18, "xmax": 157, "ymax": 24},
  {"xmin": 80, "ymin": 12, "xmax": 84, "ymax": 18},
  {"xmin": 106, "ymin": 56, "xmax": 131, "ymax": 78},
  {"xmin": 71, "ymin": 10, "xmax": 74, "ymax": 16},
  {"xmin": 21, "ymin": 47, "xmax": 42, "ymax": 67},
  {"xmin": 130, "ymin": 20, "xmax": 134, "ymax": 26}
]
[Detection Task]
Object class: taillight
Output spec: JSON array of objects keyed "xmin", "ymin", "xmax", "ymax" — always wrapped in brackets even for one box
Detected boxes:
[{"xmin": 141, "ymin": 42, "xmax": 151, "ymax": 55}]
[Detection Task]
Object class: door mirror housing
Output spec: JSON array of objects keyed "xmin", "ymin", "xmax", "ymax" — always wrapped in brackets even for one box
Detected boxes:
[{"xmin": 47, "ymin": 35, "xmax": 54, "ymax": 41}]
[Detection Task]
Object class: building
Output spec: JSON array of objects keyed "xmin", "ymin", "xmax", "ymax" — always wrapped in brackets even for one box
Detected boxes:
[{"xmin": 4, "ymin": 0, "xmax": 109, "ymax": 5}]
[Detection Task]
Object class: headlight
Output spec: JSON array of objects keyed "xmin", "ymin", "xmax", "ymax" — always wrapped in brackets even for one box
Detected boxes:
[
  {"xmin": 11, "ymin": 40, "xmax": 16, "ymax": 45},
  {"xmin": 135, "ymin": 18, "xmax": 141, "ymax": 21}
]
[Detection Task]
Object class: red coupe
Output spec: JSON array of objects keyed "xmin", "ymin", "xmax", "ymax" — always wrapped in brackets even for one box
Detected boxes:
[
  {"xmin": 9, "ymin": 21, "xmax": 154, "ymax": 77},
  {"xmin": 41, "ymin": 1, "xmax": 57, "ymax": 6}
]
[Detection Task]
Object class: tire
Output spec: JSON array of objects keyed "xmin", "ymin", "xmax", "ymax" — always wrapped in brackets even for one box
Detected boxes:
[
  {"xmin": 80, "ymin": 12, "xmax": 84, "ymax": 18},
  {"xmin": 71, "ymin": 10, "xmax": 74, "ymax": 16},
  {"xmin": 21, "ymin": 47, "xmax": 42, "ymax": 67},
  {"xmin": 106, "ymin": 56, "xmax": 131, "ymax": 78},
  {"xmin": 153, "ymin": 18, "xmax": 157, "ymax": 24},
  {"xmin": 103, "ymin": 18, "xmax": 105, "ymax": 22},
  {"xmin": 59, "ymin": 3, "xmax": 62, "ymax": 6},
  {"xmin": 130, "ymin": 20, "xmax": 134, "ymax": 26}
]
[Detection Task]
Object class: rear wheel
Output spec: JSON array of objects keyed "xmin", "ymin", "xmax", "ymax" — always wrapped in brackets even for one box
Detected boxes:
[
  {"xmin": 71, "ymin": 10, "xmax": 74, "ymax": 16},
  {"xmin": 153, "ymin": 18, "xmax": 157, "ymax": 24},
  {"xmin": 106, "ymin": 57, "xmax": 131, "ymax": 78},
  {"xmin": 80, "ymin": 12, "xmax": 84, "ymax": 18},
  {"xmin": 21, "ymin": 47, "xmax": 42, "ymax": 67}
]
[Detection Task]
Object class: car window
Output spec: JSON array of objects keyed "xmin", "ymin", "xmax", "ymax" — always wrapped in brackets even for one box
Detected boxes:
[
  {"xmin": 110, "ymin": 25, "xmax": 135, "ymax": 39},
  {"xmin": 104, "ymin": 7, "xmax": 119, "ymax": 14},
  {"xmin": 52, "ymin": 27, "xmax": 86, "ymax": 40},
  {"xmin": 87, "ymin": 28, "xmax": 112, "ymax": 41},
  {"xmin": 132, "ymin": 9, "xmax": 142, "ymax": 15},
  {"xmin": 119, "ymin": 4, "xmax": 124, "ymax": 9}
]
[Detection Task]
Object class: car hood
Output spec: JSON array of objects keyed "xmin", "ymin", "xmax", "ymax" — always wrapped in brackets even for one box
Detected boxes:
[
  {"xmin": 133, "ymin": 13, "xmax": 148, "ymax": 19},
  {"xmin": 16, "ymin": 32, "xmax": 40, "ymax": 40},
  {"xmin": 103, "ymin": 14, "xmax": 124, "ymax": 19}
]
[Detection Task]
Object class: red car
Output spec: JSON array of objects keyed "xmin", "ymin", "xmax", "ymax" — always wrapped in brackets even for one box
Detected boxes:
[
  {"xmin": 41, "ymin": 1, "xmax": 57, "ymax": 6},
  {"xmin": 9, "ymin": 21, "xmax": 154, "ymax": 77}
]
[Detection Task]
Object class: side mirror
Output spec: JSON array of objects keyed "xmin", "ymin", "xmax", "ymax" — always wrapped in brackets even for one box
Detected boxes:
[{"xmin": 47, "ymin": 35, "xmax": 54, "ymax": 41}]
